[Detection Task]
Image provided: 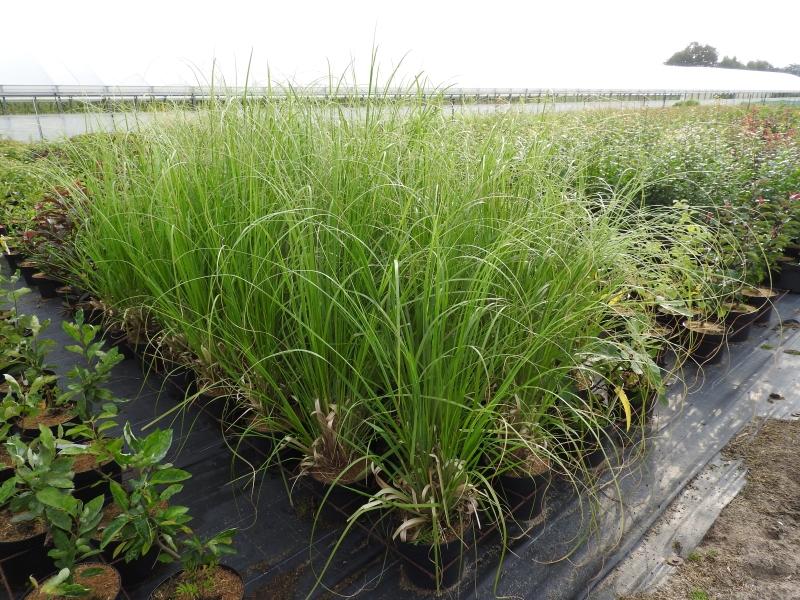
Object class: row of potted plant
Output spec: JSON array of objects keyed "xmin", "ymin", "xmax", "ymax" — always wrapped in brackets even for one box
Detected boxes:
[{"xmin": 0, "ymin": 278, "xmax": 241, "ymax": 599}]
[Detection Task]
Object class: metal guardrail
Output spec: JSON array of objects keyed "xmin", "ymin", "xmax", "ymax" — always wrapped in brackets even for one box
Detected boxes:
[{"xmin": 1, "ymin": 85, "xmax": 800, "ymax": 106}]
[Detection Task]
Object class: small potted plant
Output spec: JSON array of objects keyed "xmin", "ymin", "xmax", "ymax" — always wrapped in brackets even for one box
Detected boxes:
[
  {"xmin": 98, "ymin": 425, "xmax": 190, "ymax": 579},
  {"xmin": 0, "ymin": 427, "xmax": 74, "ymax": 567},
  {"xmin": 149, "ymin": 529, "xmax": 242, "ymax": 600},
  {"xmin": 4, "ymin": 313, "xmax": 57, "ymax": 385},
  {"xmin": 1, "ymin": 234, "xmax": 26, "ymax": 272},
  {"xmin": 4, "ymin": 373, "xmax": 72, "ymax": 440},
  {"xmin": 57, "ymin": 310, "xmax": 126, "ymax": 500},
  {"xmin": 25, "ymin": 494, "xmax": 123, "ymax": 600}
]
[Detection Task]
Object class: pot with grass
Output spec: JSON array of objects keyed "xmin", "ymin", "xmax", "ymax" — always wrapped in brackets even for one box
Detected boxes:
[
  {"xmin": 496, "ymin": 449, "xmax": 551, "ymax": 522},
  {"xmin": 742, "ymin": 286, "xmax": 778, "ymax": 324},
  {"xmin": 362, "ymin": 455, "xmax": 480, "ymax": 591},
  {"xmin": 682, "ymin": 320, "xmax": 726, "ymax": 365},
  {"xmin": 722, "ymin": 302, "xmax": 759, "ymax": 343}
]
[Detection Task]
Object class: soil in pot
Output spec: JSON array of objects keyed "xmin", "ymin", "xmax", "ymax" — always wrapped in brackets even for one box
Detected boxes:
[
  {"xmin": 72, "ymin": 454, "xmax": 123, "ymax": 502},
  {"xmin": 17, "ymin": 405, "xmax": 77, "ymax": 440},
  {"xmin": 723, "ymin": 303, "xmax": 758, "ymax": 343},
  {"xmin": 26, "ymin": 562, "xmax": 122, "ymax": 600},
  {"xmin": 150, "ymin": 564, "xmax": 244, "ymax": 600},
  {"xmin": 396, "ymin": 523, "xmax": 472, "ymax": 590},
  {"xmin": 682, "ymin": 320, "xmax": 726, "ymax": 365},
  {"xmin": 742, "ymin": 287, "xmax": 778, "ymax": 324},
  {"xmin": 0, "ymin": 509, "xmax": 46, "ymax": 556},
  {"xmin": 32, "ymin": 272, "xmax": 62, "ymax": 299}
]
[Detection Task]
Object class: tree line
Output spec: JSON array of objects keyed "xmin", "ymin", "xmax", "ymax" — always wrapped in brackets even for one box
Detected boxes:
[{"xmin": 665, "ymin": 42, "xmax": 800, "ymax": 77}]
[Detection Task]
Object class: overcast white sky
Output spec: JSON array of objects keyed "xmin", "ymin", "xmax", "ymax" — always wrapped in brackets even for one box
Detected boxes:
[{"xmin": 1, "ymin": 0, "xmax": 799, "ymax": 88}]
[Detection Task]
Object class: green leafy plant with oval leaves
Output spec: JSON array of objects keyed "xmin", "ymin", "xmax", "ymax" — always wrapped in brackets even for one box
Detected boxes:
[
  {"xmin": 29, "ymin": 494, "xmax": 106, "ymax": 598},
  {"xmin": 100, "ymin": 425, "xmax": 192, "ymax": 563}
]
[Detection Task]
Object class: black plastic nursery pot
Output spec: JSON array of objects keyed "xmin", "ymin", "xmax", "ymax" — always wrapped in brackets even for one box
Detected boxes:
[
  {"xmin": 723, "ymin": 304, "xmax": 758, "ymax": 343},
  {"xmin": 148, "ymin": 564, "xmax": 244, "ymax": 600},
  {"xmin": 76, "ymin": 301, "xmax": 106, "ymax": 326},
  {"xmin": 73, "ymin": 458, "xmax": 123, "ymax": 503},
  {"xmin": 105, "ymin": 328, "xmax": 138, "ymax": 361},
  {"xmin": 56, "ymin": 285, "xmax": 84, "ymax": 304},
  {"xmin": 0, "ymin": 466, "xmax": 12, "ymax": 484},
  {"xmin": 654, "ymin": 310, "xmax": 681, "ymax": 331},
  {"xmin": 24, "ymin": 562, "xmax": 122, "ymax": 600},
  {"xmin": 3, "ymin": 252, "xmax": 26, "ymax": 273},
  {"xmin": 611, "ymin": 391, "xmax": 658, "ymax": 446},
  {"xmin": 742, "ymin": 287, "xmax": 778, "ymax": 324},
  {"xmin": 396, "ymin": 528, "xmax": 472, "ymax": 591},
  {"xmin": 0, "ymin": 514, "xmax": 49, "ymax": 584},
  {"xmin": 497, "ymin": 470, "xmax": 551, "ymax": 522},
  {"xmin": 31, "ymin": 272, "xmax": 61, "ymax": 299},
  {"xmin": 16, "ymin": 261, "xmax": 39, "ymax": 287},
  {"xmin": 303, "ymin": 468, "xmax": 376, "ymax": 515},
  {"xmin": 682, "ymin": 320, "xmax": 726, "ymax": 365},
  {"xmin": 103, "ymin": 547, "xmax": 163, "ymax": 587},
  {"xmin": 777, "ymin": 261, "xmax": 800, "ymax": 293},
  {"xmin": 784, "ymin": 243, "xmax": 800, "ymax": 259}
]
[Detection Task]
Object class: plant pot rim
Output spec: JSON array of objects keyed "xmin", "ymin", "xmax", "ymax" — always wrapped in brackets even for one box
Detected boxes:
[
  {"xmin": 724, "ymin": 302, "xmax": 758, "ymax": 315},
  {"xmin": 682, "ymin": 320, "xmax": 725, "ymax": 335},
  {"xmin": 742, "ymin": 286, "xmax": 778, "ymax": 299}
]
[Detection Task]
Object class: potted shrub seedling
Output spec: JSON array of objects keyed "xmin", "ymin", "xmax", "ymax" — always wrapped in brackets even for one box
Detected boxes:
[
  {"xmin": 98, "ymin": 426, "xmax": 190, "ymax": 577},
  {"xmin": 58, "ymin": 310, "xmax": 126, "ymax": 500},
  {"xmin": 5, "ymin": 314, "xmax": 57, "ymax": 385},
  {"xmin": 26, "ymin": 494, "xmax": 122, "ymax": 600},
  {"xmin": 99, "ymin": 426, "xmax": 242, "ymax": 598},
  {"xmin": 0, "ymin": 427, "xmax": 74, "ymax": 568},
  {"xmin": 4, "ymin": 373, "xmax": 72, "ymax": 439}
]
